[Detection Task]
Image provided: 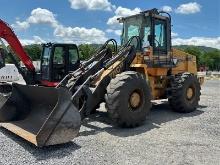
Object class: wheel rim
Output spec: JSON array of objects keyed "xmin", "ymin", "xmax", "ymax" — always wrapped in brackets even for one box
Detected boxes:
[
  {"xmin": 129, "ymin": 90, "xmax": 143, "ymax": 110},
  {"xmin": 186, "ymin": 87, "xmax": 194, "ymax": 100}
]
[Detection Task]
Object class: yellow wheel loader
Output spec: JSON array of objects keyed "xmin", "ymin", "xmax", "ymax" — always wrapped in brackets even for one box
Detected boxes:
[{"xmin": 0, "ymin": 8, "xmax": 204, "ymax": 147}]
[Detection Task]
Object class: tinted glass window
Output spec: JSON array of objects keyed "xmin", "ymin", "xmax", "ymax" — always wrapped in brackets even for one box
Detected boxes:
[
  {"xmin": 154, "ymin": 20, "xmax": 166, "ymax": 50},
  {"xmin": 53, "ymin": 47, "xmax": 64, "ymax": 64},
  {"xmin": 122, "ymin": 16, "xmax": 151, "ymax": 49},
  {"xmin": 143, "ymin": 27, "xmax": 151, "ymax": 47},
  {"xmin": 41, "ymin": 47, "xmax": 51, "ymax": 80},
  {"xmin": 69, "ymin": 47, "xmax": 78, "ymax": 64},
  {"xmin": 42, "ymin": 47, "xmax": 51, "ymax": 66},
  {"xmin": 122, "ymin": 16, "xmax": 142, "ymax": 45},
  {"xmin": 127, "ymin": 25, "xmax": 140, "ymax": 39}
]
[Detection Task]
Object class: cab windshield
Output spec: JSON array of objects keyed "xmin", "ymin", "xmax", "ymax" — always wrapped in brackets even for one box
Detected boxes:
[{"xmin": 121, "ymin": 15, "xmax": 151, "ymax": 48}]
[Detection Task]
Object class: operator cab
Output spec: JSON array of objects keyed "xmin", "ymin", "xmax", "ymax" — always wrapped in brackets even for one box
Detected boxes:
[
  {"xmin": 40, "ymin": 43, "xmax": 80, "ymax": 86},
  {"xmin": 120, "ymin": 8, "xmax": 172, "ymax": 67}
]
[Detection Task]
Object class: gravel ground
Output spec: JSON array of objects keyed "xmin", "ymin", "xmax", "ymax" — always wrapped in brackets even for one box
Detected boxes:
[{"xmin": 0, "ymin": 80, "xmax": 219, "ymax": 165}]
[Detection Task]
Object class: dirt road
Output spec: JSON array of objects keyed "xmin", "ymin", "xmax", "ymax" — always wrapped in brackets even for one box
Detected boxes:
[{"xmin": 0, "ymin": 80, "xmax": 219, "ymax": 165}]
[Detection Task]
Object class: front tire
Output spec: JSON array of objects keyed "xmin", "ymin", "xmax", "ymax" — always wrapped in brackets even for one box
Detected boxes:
[
  {"xmin": 105, "ymin": 71, "xmax": 151, "ymax": 127},
  {"xmin": 169, "ymin": 73, "xmax": 201, "ymax": 113}
]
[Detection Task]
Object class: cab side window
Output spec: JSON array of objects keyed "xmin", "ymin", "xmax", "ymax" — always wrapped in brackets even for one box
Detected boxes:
[
  {"xmin": 143, "ymin": 27, "xmax": 151, "ymax": 47},
  {"xmin": 69, "ymin": 46, "xmax": 79, "ymax": 64},
  {"xmin": 54, "ymin": 47, "xmax": 65, "ymax": 64},
  {"xmin": 154, "ymin": 19, "xmax": 167, "ymax": 51}
]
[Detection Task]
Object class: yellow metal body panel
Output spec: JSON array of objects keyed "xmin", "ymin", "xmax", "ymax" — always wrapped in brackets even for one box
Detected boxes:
[
  {"xmin": 130, "ymin": 48, "xmax": 199, "ymax": 100},
  {"xmin": 93, "ymin": 48, "xmax": 200, "ymax": 100},
  {"xmin": 172, "ymin": 48, "xmax": 197, "ymax": 75},
  {"xmin": 148, "ymin": 76, "xmax": 167, "ymax": 99},
  {"xmin": 147, "ymin": 68, "xmax": 168, "ymax": 76},
  {"xmin": 93, "ymin": 60, "xmax": 124, "ymax": 86},
  {"xmin": 130, "ymin": 53, "xmax": 167, "ymax": 99}
]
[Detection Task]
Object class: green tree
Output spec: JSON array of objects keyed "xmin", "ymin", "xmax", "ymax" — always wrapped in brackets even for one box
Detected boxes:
[
  {"xmin": 202, "ymin": 50, "xmax": 220, "ymax": 71},
  {"xmin": 78, "ymin": 44, "xmax": 97, "ymax": 60},
  {"xmin": 24, "ymin": 44, "xmax": 42, "ymax": 60},
  {"xmin": 184, "ymin": 46, "xmax": 202, "ymax": 66},
  {"xmin": 5, "ymin": 44, "xmax": 42, "ymax": 63}
]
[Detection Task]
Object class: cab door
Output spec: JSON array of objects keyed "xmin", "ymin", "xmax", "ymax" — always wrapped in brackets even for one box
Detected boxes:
[
  {"xmin": 51, "ymin": 44, "xmax": 80, "ymax": 81},
  {"xmin": 51, "ymin": 45, "xmax": 67, "ymax": 81},
  {"xmin": 41, "ymin": 46, "xmax": 52, "ymax": 81},
  {"xmin": 153, "ymin": 18, "xmax": 168, "ymax": 56},
  {"xmin": 151, "ymin": 17, "xmax": 172, "ymax": 67}
]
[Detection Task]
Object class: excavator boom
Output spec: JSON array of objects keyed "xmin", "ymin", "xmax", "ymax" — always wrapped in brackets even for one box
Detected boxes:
[{"xmin": 0, "ymin": 19, "xmax": 35, "ymax": 72}]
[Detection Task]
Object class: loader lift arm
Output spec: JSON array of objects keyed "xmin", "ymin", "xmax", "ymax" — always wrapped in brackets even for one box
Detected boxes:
[{"xmin": 61, "ymin": 37, "xmax": 140, "ymax": 118}]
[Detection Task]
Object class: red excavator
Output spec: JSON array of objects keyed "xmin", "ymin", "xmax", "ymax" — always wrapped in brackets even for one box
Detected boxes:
[
  {"xmin": 0, "ymin": 19, "xmax": 116, "ymax": 88},
  {"xmin": 0, "ymin": 19, "xmax": 83, "ymax": 87}
]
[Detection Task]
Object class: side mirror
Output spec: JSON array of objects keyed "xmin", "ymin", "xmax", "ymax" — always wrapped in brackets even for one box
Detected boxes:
[{"xmin": 0, "ymin": 49, "xmax": 6, "ymax": 69}]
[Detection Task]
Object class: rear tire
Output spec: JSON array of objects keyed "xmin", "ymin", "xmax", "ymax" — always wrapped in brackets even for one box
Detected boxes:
[
  {"xmin": 168, "ymin": 73, "xmax": 201, "ymax": 113},
  {"xmin": 105, "ymin": 71, "xmax": 151, "ymax": 127}
]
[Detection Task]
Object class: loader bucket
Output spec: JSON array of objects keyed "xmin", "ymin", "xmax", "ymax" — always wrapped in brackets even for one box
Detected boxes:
[{"xmin": 0, "ymin": 84, "xmax": 81, "ymax": 147}]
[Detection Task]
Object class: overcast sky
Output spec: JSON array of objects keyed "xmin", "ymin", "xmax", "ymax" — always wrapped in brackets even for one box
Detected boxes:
[{"xmin": 0, "ymin": 0, "xmax": 219, "ymax": 49}]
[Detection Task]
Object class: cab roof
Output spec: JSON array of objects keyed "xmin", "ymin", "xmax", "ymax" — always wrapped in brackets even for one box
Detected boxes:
[{"xmin": 118, "ymin": 8, "xmax": 169, "ymax": 23}]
